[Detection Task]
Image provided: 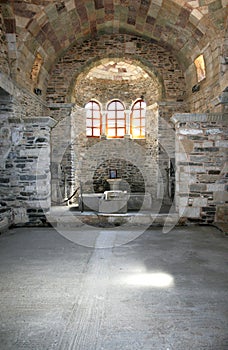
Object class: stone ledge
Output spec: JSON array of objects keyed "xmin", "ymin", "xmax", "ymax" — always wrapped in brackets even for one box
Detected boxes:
[
  {"xmin": 48, "ymin": 103, "xmax": 75, "ymax": 109},
  {"xmin": 0, "ymin": 72, "xmax": 14, "ymax": 96},
  {"xmin": 171, "ymin": 113, "xmax": 228, "ymax": 125},
  {"xmin": 8, "ymin": 116, "xmax": 57, "ymax": 128}
]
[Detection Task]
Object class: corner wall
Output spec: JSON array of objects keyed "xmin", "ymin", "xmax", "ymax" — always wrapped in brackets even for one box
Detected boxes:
[{"xmin": 172, "ymin": 113, "xmax": 228, "ymax": 224}]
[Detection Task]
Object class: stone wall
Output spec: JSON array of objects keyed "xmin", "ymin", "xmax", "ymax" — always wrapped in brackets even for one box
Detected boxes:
[
  {"xmin": 93, "ymin": 158, "xmax": 145, "ymax": 194},
  {"xmin": 46, "ymin": 34, "xmax": 186, "ymax": 110},
  {"xmin": 74, "ymin": 65, "xmax": 162, "ymax": 107},
  {"xmin": 172, "ymin": 113, "xmax": 228, "ymax": 224},
  {"xmin": 51, "ymin": 104, "xmax": 160, "ymax": 204},
  {"xmin": 184, "ymin": 36, "xmax": 228, "ymax": 114},
  {"xmin": 0, "ymin": 117, "xmax": 55, "ymax": 226},
  {"xmin": 0, "ymin": 11, "xmax": 10, "ymax": 76}
]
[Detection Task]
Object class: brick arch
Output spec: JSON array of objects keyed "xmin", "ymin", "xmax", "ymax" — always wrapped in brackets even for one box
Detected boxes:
[
  {"xmin": 2, "ymin": 0, "xmax": 223, "ymax": 92},
  {"xmin": 69, "ymin": 56, "xmax": 166, "ymax": 106},
  {"xmin": 46, "ymin": 34, "xmax": 186, "ymax": 105}
]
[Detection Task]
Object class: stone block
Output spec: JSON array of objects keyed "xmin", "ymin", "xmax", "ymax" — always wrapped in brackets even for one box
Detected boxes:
[
  {"xmin": 179, "ymin": 129, "xmax": 203, "ymax": 135},
  {"xmin": 213, "ymin": 191, "xmax": 228, "ymax": 203},
  {"xmin": 99, "ymin": 198, "xmax": 127, "ymax": 213},
  {"xmin": 179, "ymin": 206, "xmax": 200, "ymax": 218},
  {"xmin": 215, "ymin": 205, "xmax": 228, "ymax": 222},
  {"xmin": 176, "ymin": 152, "xmax": 188, "ymax": 162},
  {"xmin": 207, "ymin": 184, "xmax": 226, "ymax": 191},
  {"xmin": 198, "ymin": 174, "xmax": 219, "ymax": 183},
  {"xmin": 190, "ymin": 183, "xmax": 207, "ymax": 192},
  {"xmin": 215, "ymin": 140, "xmax": 228, "ymax": 148},
  {"xmin": 192, "ymin": 197, "xmax": 208, "ymax": 207}
]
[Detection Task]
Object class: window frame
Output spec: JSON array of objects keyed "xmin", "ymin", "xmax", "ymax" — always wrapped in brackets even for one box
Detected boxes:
[
  {"xmin": 85, "ymin": 100, "xmax": 102, "ymax": 138},
  {"xmin": 130, "ymin": 99, "xmax": 146, "ymax": 139},
  {"xmin": 106, "ymin": 100, "xmax": 126, "ymax": 138}
]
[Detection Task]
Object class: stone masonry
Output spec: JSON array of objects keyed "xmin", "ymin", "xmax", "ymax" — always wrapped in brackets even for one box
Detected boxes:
[{"xmin": 172, "ymin": 113, "xmax": 228, "ymax": 224}]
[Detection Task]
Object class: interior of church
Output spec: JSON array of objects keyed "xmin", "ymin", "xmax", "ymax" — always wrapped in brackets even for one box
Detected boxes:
[
  {"xmin": 0, "ymin": 1, "xmax": 228, "ymax": 349},
  {"xmin": 0, "ymin": 0, "xmax": 227, "ymax": 230}
]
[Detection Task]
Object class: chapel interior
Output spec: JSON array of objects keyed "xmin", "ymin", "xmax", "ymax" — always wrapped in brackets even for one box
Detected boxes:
[
  {"xmin": 0, "ymin": 0, "xmax": 227, "ymax": 229},
  {"xmin": 0, "ymin": 2, "xmax": 228, "ymax": 349}
]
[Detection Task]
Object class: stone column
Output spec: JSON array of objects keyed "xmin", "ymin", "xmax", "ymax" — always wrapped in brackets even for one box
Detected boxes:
[
  {"xmin": 5, "ymin": 116, "xmax": 56, "ymax": 225},
  {"xmin": 171, "ymin": 113, "xmax": 228, "ymax": 224}
]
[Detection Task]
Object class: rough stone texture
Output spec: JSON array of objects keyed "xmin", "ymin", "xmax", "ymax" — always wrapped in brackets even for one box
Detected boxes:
[
  {"xmin": 50, "ymin": 102, "xmax": 170, "ymax": 206},
  {"xmin": 46, "ymin": 34, "xmax": 186, "ymax": 109},
  {"xmin": 172, "ymin": 113, "xmax": 228, "ymax": 224},
  {"xmin": 0, "ymin": 11, "xmax": 10, "ymax": 76},
  {"xmin": 0, "ymin": 117, "xmax": 55, "ymax": 226},
  {"xmin": 0, "ymin": 1, "xmax": 227, "ymax": 226},
  {"xmin": 73, "ymin": 57, "xmax": 163, "ymax": 107},
  {"xmin": 0, "ymin": 1, "xmax": 226, "ymax": 115}
]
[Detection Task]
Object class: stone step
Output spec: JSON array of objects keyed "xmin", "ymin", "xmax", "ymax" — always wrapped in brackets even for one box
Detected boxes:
[{"xmin": 46, "ymin": 207, "xmax": 179, "ymax": 229}]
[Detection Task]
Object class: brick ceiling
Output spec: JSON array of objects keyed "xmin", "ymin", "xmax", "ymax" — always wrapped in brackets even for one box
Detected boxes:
[{"xmin": 1, "ymin": 0, "xmax": 227, "ymax": 86}]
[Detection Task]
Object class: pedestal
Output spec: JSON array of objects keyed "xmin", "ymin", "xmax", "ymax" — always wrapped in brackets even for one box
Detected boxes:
[{"xmin": 107, "ymin": 178, "xmax": 122, "ymax": 191}]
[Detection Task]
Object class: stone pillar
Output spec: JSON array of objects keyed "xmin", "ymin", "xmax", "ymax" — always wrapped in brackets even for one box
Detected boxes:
[
  {"xmin": 171, "ymin": 113, "xmax": 228, "ymax": 224},
  {"xmin": 0, "ymin": 117, "xmax": 56, "ymax": 225}
]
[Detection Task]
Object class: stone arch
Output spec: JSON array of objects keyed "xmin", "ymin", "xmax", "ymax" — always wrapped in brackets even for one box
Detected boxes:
[{"xmin": 69, "ymin": 55, "xmax": 165, "ymax": 107}]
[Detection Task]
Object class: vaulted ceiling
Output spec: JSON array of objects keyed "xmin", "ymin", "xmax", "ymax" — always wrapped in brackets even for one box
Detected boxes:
[{"xmin": 1, "ymin": 0, "xmax": 227, "ymax": 92}]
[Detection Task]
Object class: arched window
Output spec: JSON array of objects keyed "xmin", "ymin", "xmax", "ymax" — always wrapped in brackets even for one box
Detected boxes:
[
  {"xmin": 130, "ymin": 99, "xmax": 146, "ymax": 138},
  {"xmin": 85, "ymin": 100, "xmax": 101, "ymax": 137},
  {"xmin": 106, "ymin": 100, "xmax": 126, "ymax": 138}
]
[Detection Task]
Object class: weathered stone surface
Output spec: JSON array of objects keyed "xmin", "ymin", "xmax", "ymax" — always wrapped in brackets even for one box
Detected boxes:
[{"xmin": 174, "ymin": 113, "xmax": 228, "ymax": 223}]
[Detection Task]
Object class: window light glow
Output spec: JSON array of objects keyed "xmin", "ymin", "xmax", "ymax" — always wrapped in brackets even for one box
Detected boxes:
[
  {"xmin": 30, "ymin": 52, "xmax": 43, "ymax": 83},
  {"xmin": 194, "ymin": 54, "xmax": 206, "ymax": 82}
]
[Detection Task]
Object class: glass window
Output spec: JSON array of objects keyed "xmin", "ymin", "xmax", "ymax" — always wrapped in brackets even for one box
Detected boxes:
[
  {"xmin": 106, "ymin": 100, "xmax": 126, "ymax": 138},
  {"xmin": 85, "ymin": 101, "xmax": 101, "ymax": 137},
  {"xmin": 130, "ymin": 99, "xmax": 146, "ymax": 138}
]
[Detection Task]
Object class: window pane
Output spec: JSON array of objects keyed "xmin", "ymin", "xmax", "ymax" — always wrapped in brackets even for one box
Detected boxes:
[
  {"xmin": 93, "ymin": 128, "xmax": 100, "ymax": 136},
  {"xmin": 132, "ymin": 119, "xmax": 140, "ymax": 127},
  {"xmin": 108, "ymin": 102, "xmax": 116, "ymax": 110},
  {"xmin": 141, "ymin": 109, "xmax": 146, "ymax": 117},
  {"xmin": 93, "ymin": 110, "xmax": 100, "ymax": 118},
  {"xmin": 133, "ymin": 103, "xmax": 140, "ymax": 111},
  {"xmin": 86, "ymin": 119, "xmax": 92, "ymax": 127},
  {"xmin": 86, "ymin": 110, "xmax": 92, "ymax": 118},
  {"xmin": 117, "ymin": 119, "xmax": 125, "ymax": 127},
  {"xmin": 117, "ymin": 128, "xmax": 125, "ymax": 137},
  {"xmin": 132, "ymin": 128, "xmax": 141, "ymax": 138},
  {"xmin": 132, "ymin": 109, "xmax": 140, "ymax": 117},
  {"xmin": 107, "ymin": 111, "xmax": 115, "ymax": 119},
  {"xmin": 141, "ymin": 119, "xmax": 145, "ymax": 127},
  {"xmin": 93, "ymin": 119, "xmax": 100, "ymax": 127},
  {"xmin": 107, "ymin": 120, "xmax": 115, "ymax": 128},
  {"xmin": 92, "ymin": 102, "xmax": 100, "ymax": 110},
  {"xmin": 86, "ymin": 128, "xmax": 92, "ymax": 136},
  {"xmin": 85, "ymin": 102, "xmax": 92, "ymax": 109},
  {"xmin": 117, "ymin": 111, "xmax": 125, "ymax": 119},
  {"xmin": 116, "ymin": 101, "xmax": 124, "ymax": 109},
  {"xmin": 107, "ymin": 128, "xmax": 116, "ymax": 137}
]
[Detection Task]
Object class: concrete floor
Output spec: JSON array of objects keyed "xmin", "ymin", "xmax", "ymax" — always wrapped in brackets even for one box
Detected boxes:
[{"xmin": 0, "ymin": 225, "xmax": 227, "ymax": 350}]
